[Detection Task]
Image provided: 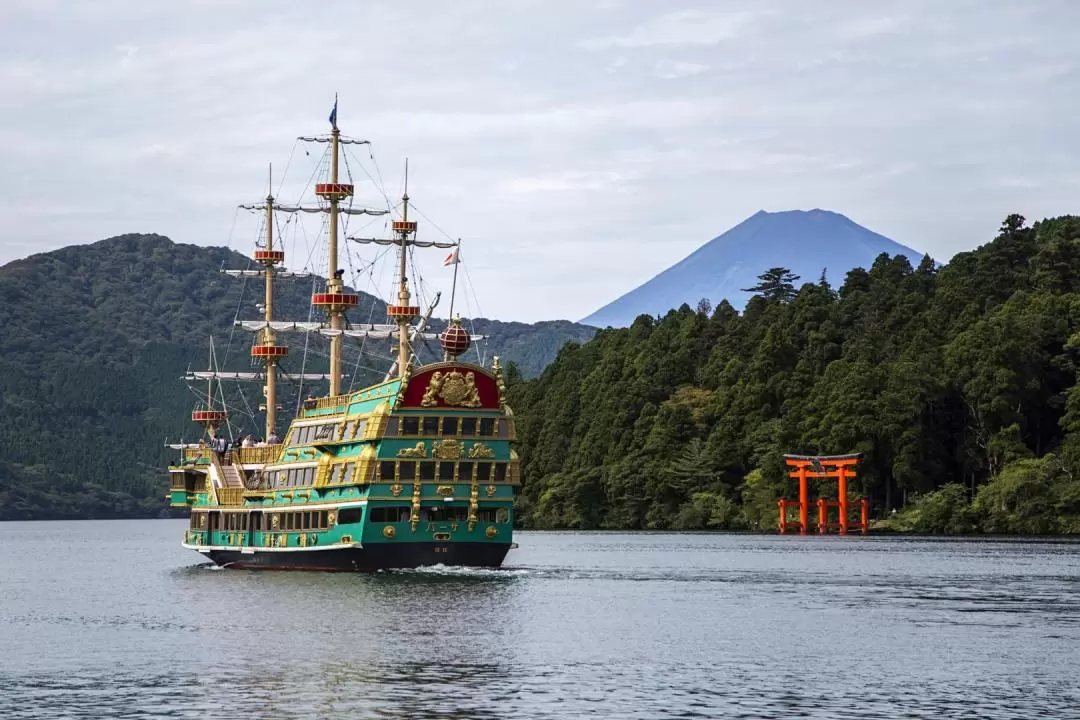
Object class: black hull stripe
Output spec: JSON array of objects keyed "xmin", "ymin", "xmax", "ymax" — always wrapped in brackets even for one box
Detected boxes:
[{"xmin": 202, "ymin": 542, "xmax": 511, "ymax": 572}]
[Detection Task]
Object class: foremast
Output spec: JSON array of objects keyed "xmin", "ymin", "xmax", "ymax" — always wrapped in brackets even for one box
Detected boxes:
[{"xmin": 244, "ymin": 174, "xmax": 288, "ymax": 438}]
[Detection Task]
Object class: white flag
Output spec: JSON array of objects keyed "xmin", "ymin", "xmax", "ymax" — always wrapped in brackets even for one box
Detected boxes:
[{"xmin": 443, "ymin": 248, "xmax": 460, "ymax": 266}]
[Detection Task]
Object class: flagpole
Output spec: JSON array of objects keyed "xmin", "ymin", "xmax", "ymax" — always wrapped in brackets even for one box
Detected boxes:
[
  {"xmin": 444, "ymin": 240, "xmax": 461, "ymax": 362},
  {"xmin": 448, "ymin": 239, "xmax": 461, "ymax": 321}
]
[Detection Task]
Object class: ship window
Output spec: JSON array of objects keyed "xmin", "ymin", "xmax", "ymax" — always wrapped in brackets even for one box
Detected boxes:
[
  {"xmin": 422, "ymin": 417, "xmax": 439, "ymax": 435},
  {"xmin": 398, "ymin": 462, "xmax": 416, "ymax": 481},
  {"xmin": 315, "ymin": 424, "xmax": 335, "ymax": 441},
  {"xmin": 343, "ymin": 420, "xmax": 357, "ymax": 439},
  {"xmin": 477, "ymin": 508, "xmax": 498, "ymax": 522},
  {"xmin": 341, "ymin": 463, "xmax": 355, "ymax": 484},
  {"xmin": 339, "ymin": 508, "xmax": 363, "ymax": 524},
  {"xmin": 354, "ymin": 419, "xmax": 368, "ymax": 439},
  {"xmin": 498, "ymin": 419, "xmax": 510, "ymax": 438},
  {"xmin": 495, "ymin": 463, "xmax": 507, "ymax": 482},
  {"xmin": 479, "ymin": 418, "xmax": 495, "ymax": 436},
  {"xmin": 319, "ymin": 511, "xmax": 328, "ymax": 529},
  {"xmin": 439, "ymin": 462, "xmax": 455, "ymax": 481},
  {"xmin": 305, "ymin": 467, "xmax": 316, "ymax": 485},
  {"xmin": 402, "ymin": 417, "xmax": 419, "ymax": 435},
  {"xmin": 442, "ymin": 417, "xmax": 458, "ymax": 436},
  {"xmin": 380, "ymin": 461, "xmax": 396, "ymax": 481},
  {"xmin": 476, "ymin": 463, "xmax": 491, "ymax": 482},
  {"xmin": 458, "ymin": 461, "xmax": 473, "ymax": 482},
  {"xmin": 460, "ymin": 418, "xmax": 477, "ymax": 436},
  {"xmin": 370, "ymin": 506, "xmax": 409, "ymax": 522},
  {"xmin": 189, "ymin": 512, "xmax": 201, "ymax": 529},
  {"xmin": 427, "ymin": 506, "xmax": 469, "ymax": 522},
  {"xmin": 328, "ymin": 465, "xmax": 341, "ymax": 485},
  {"xmin": 385, "ymin": 418, "xmax": 399, "ymax": 436},
  {"xmin": 420, "ymin": 462, "xmax": 436, "ymax": 481}
]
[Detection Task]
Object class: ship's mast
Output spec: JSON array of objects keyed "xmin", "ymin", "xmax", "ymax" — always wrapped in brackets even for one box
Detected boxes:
[
  {"xmin": 327, "ymin": 123, "xmax": 344, "ymax": 396},
  {"xmin": 311, "ymin": 95, "xmax": 359, "ymax": 396},
  {"xmin": 386, "ymin": 161, "xmax": 420, "ymax": 378},
  {"xmin": 243, "ymin": 166, "xmax": 291, "ymax": 440}
]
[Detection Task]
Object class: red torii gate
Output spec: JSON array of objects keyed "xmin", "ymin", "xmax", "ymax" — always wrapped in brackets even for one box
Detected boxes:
[{"xmin": 778, "ymin": 453, "xmax": 868, "ymax": 535}]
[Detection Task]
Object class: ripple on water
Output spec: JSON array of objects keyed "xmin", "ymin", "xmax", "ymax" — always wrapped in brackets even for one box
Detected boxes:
[{"xmin": 0, "ymin": 525, "xmax": 1078, "ymax": 719}]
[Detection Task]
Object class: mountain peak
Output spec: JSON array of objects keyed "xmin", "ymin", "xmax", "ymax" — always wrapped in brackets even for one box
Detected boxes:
[{"xmin": 580, "ymin": 209, "xmax": 924, "ymax": 327}]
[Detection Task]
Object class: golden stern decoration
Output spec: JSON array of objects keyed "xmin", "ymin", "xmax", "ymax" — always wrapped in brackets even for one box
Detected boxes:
[
  {"xmin": 397, "ymin": 441, "xmax": 427, "ymax": 458},
  {"xmin": 440, "ymin": 370, "xmax": 482, "ymax": 407},
  {"xmin": 468, "ymin": 442, "xmax": 495, "ymax": 459},
  {"xmin": 432, "ymin": 438, "xmax": 464, "ymax": 460}
]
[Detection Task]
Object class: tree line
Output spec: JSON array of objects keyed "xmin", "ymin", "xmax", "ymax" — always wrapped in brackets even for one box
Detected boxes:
[{"xmin": 508, "ymin": 214, "xmax": 1080, "ymax": 534}]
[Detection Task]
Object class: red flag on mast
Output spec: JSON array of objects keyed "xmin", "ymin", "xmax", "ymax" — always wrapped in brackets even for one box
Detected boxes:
[{"xmin": 443, "ymin": 248, "xmax": 460, "ymax": 266}]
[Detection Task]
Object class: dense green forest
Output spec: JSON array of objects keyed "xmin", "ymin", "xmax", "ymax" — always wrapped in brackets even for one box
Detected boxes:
[
  {"xmin": 0, "ymin": 234, "xmax": 594, "ymax": 520},
  {"xmin": 509, "ymin": 214, "xmax": 1080, "ymax": 534}
]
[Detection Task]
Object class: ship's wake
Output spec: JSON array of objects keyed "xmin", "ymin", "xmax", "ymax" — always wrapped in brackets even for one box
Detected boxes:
[{"xmin": 379, "ymin": 563, "xmax": 529, "ymax": 578}]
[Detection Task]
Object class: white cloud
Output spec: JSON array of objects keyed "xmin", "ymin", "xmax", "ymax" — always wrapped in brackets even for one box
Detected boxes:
[
  {"xmin": 0, "ymin": 0, "xmax": 1078, "ymax": 323},
  {"xmin": 655, "ymin": 60, "xmax": 709, "ymax": 79},
  {"xmin": 579, "ymin": 10, "xmax": 762, "ymax": 50}
]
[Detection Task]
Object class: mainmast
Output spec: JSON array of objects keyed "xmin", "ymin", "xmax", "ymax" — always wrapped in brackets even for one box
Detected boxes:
[
  {"xmin": 250, "ymin": 167, "xmax": 289, "ymax": 440},
  {"xmin": 386, "ymin": 161, "xmax": 420, "ymax": 378},
  {"xmin": 310, "ymin": 96, "xmax": 359, "ymax": 396}
]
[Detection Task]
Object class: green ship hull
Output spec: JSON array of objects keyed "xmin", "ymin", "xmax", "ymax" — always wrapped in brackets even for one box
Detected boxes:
[{"xmin": 171, "ymin": 363, "xmax": 519, "ymax": 571}]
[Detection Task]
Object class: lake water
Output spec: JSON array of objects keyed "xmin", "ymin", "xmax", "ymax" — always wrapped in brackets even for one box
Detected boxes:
[{"xmin": 0, "ymin": 521, "xmax": 1078, "ymax": 719}]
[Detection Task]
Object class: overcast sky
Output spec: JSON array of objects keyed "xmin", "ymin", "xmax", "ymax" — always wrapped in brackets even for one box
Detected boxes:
[{"xmin": 1, "ymin": 0, "xmax": 1077, "ymax": 322}]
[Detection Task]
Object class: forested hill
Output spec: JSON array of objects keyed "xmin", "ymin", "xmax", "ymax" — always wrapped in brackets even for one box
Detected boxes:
[
  {"xmin": 510, "ymin": 214, "xmax": 1080, "ymax": 534},
  {"xmin": 0, "ymin": 234, "xmax": 594, "ymax": 520}
]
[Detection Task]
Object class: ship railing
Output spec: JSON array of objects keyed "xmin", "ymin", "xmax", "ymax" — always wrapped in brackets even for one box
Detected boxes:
[
  {"xmin": 301, "ymin": 394, "xmax": 350, "ymax": 415},
  {"xmin": 181, "ymin": 447, "xmax": 213, "ymax": 463},
  {"xmin": 235, "ymin": 444, "xmax": 281, "ymax": 465},
  {"xmin": 217, "ymin": 488, "xmax": 245, "ymax": 506}
]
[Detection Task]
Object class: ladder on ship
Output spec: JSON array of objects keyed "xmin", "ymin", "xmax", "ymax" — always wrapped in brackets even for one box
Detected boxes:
[
  {"xmin": 218, "ymin": 456, "xmax": 245, "ymax": 488},
  {"xmin": 207, "ymin": 451, "xmax": 248, "ymax": 506}
]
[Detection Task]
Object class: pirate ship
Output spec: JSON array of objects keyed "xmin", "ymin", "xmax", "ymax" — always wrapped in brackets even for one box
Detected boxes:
[{"xmin": 168, "ymin": 102, "xmax": 518, "ymax": 570}]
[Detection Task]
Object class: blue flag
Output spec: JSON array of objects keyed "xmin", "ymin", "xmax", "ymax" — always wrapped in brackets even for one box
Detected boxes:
[{"xmin": 328, "ymin": 96, "xmax": 338, "ymax": 129}]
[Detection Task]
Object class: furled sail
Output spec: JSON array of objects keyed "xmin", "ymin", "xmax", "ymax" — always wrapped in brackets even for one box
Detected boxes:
[
  {"xmin": 348, "ymin": 236, "xmax": 458, "ymax": 248},
  {"xmin": 297, "ymin": 136, "xmax": 370, "ymax": 145},
  {"xmin": 185, "ymin": 371, "xmax": 340, "ymax": 382},
  {"xmin": 221, "ymin": 270, "xmax": 312, "ymax": 278},
  {"xmin": 238, "ymin": 202, "xmax": 387, "ymax": 216},
  {"xmin": 315, "ymin": 328, "xmax": 394, "ymax": 339},
  {"xmin": 235, "ymin": 321, "xmax": 326, "ymax": 332}
]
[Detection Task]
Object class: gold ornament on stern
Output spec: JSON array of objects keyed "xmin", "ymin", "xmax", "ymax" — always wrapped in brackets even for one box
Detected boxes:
[
  {"xmin": 468, "ymin": 442, "xmax": 495, "ymax": 459},
  {"xmin": 397, "ymin": 441, "xmax": 427, "ymax": 458},
  {"xmin": 432, "ymin": 438, "xmax": 464, "ymax": 460}
]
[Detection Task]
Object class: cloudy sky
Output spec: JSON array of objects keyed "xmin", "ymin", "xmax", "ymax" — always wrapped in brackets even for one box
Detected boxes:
[{"xmin": 1, "ymin": 0, "xmax": 1077, "ymax": 322}]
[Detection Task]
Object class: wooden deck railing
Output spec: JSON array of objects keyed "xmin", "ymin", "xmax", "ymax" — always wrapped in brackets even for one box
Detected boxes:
[
  {"xmin": 236, "ymin": 444, "xmax": 281, "ymax": 465},
  {"xmin": 217, "ymin": 488, "xmax": 245, "ymax": 506}
]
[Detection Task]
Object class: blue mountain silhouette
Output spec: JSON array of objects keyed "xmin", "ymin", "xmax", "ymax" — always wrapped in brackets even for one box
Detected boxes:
[{"xmin": 581, "ymin": 209, "xmax": 926, "ymax": 327}]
